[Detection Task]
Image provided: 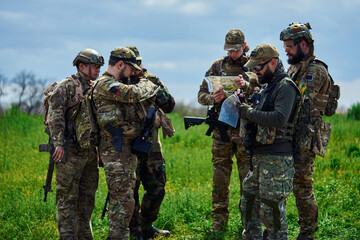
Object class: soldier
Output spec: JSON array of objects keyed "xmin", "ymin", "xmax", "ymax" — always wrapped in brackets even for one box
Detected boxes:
[
  {"xmin": 127, "ymin": 46, "xmax": 175, "ymax": 240},
  {"xmin": 46, "ymin": 49, "xmax": 104, "ymax": 239},
  {"xmin": 91, "ymin": 47, "xmax": 158, "ymax": 240},
  {"xmin": 238, "ymin": 44, "xmax": 300, "ymax": 240},
  {"xmin": 280, "ymin": 23, "xmax": 334, "ymax": 240},
  {"xmin": 198, "ymin": 29, "xmax": 250, "ymax": 231}
]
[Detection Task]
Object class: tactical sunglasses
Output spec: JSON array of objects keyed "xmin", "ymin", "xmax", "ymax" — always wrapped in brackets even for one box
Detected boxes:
[{"xmin": 253, "ymin": 58, "xmax": 273, "ymax": 72}]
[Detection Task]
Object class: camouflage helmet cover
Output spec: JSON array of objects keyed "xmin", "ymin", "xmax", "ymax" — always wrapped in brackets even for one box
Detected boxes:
[
  {"xmin": 73, "ymin": 48, "xmax": 104, "ymax": 67},
  {"xmin": 127, "ymin": 45, "xmax": 143, "ymax": 61},
  {"xmin": 280, "ymin": 22, "xmax": 313, "ymax": 43},
  {"xmin": 224, "ymin": 29, "xmax": 245, "ymax": 51}
]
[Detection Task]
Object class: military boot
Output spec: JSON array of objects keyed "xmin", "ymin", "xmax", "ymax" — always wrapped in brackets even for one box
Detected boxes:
[
  {"xmin": 297, "ymin": 233, "xmax": 314, "ymax": 240},
  {"xmin": 130, "ymin": 230, "xmax": 144, "ymax": 240},
  {"xmin": 262, "ymin": 229, "xmax": 268, "ymax": 240},
  {"xmin": 142, "ymin": 225, "xmax": 170, "ymax": 239}
]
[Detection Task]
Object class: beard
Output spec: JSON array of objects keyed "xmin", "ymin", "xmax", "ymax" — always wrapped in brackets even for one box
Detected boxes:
[
  {"xmin": 287, "ymin": 46, "xmax": 305, "ymax": 64},
  {"xmin": 257, "ymin": 67, "xmax": 273, "ymax": 85},
  {"xmin": 118, "ymin": 66, "xmax": 129, "ymax": 83}
]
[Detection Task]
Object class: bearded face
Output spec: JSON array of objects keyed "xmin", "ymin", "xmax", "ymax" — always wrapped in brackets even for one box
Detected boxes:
[
  {"xmin": 257, "ymin": 66, "xmax": 274, "ymax": 85},
  {"xmin": 287, "ymin": 44, "xmax": 305, "ymax": 65}
]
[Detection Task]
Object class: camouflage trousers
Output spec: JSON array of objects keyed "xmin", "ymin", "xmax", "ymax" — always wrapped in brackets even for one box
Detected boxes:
[
  {"xmin": 240, "ymin": 154, "xmax": 294, "ymax": 240},
  {"xmin": 99, "ymin": 139, "xmax": 138, "ymax": 240},
  {"xmin": 55, "ymin": 144, "xmax": 99, "ymax": 240},
  {"xmin": 129, "ymin": 151, "xmax": 166, "ymax": 234},
  {"xmin": 211, "ymin": 127, "xmax": 249, "ymax": 230},
  {"xmin": 293, "ymin": 147, "xmax": 318, "ymax": 238}
]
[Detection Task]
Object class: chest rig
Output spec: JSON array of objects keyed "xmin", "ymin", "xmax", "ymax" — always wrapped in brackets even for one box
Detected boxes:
[
  {"xmin": 220, "ymin": 56, "xmax": 247, "ymax": 76},
  {"xmin": 254, "ymin": 78, "xmax": 300, "ymax": 145}
]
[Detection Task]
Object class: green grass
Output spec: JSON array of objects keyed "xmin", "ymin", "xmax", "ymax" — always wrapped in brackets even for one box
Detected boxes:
[{"xmin": 0, "ymin": 107, "xmax": 359, "ymax": 239}]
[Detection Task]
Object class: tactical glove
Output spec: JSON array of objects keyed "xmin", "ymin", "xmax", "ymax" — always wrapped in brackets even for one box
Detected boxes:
[{"xmin": 238, "ymin": 103, "xmax": 250, "ymax": 119}]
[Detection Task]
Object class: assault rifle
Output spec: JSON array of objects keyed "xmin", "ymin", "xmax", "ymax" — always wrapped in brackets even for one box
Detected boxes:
[
  {"xmin": 184, "ymin": 107, "xmax": 229, "ymax": 142},
  {"xmin": 39, "ymin": 127, "xmax": 55, "ymax": 202},
  {"xmin": 132, "ymin": 105, "xmax": 156, "ymax": 158},
  {"xmin": 243, "ymin": 92, "xmax": 262, "ymax": 171}
]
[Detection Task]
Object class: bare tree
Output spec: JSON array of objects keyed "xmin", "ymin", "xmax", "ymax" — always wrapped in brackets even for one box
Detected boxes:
[{"xmin": 12, "ymin": 71, "xmax": 48, "ymax": 114}]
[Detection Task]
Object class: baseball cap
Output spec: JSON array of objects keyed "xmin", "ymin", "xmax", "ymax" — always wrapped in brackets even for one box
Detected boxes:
[
  {"xmin": 127, "ymin": 45, "xmax": 143, "ymax": 61},
  {"xmin": 110, "ymin": 47, "xmax": 141, "ymax": 71},
  {"xmin": 244, "ymin": 44, "xmax": 279, "ymax": 70},
  {"xmin": 224, "ymin": 29, "xmax": 245, "ymax": 51}
]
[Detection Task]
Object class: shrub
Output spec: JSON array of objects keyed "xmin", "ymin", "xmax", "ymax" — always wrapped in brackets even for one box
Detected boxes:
[{"xmin": 347, "ymin": 102, "xmax": 360, "ymax": 120}]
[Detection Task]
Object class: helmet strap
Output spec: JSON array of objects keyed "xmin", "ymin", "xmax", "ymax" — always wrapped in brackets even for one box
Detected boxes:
[{"xmin": 78, "ymin": 63, "xmax": 92, "ymax": 80}]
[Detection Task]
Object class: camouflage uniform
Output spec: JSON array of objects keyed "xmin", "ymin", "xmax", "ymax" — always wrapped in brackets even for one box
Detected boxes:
[
  {"xmin": 92, "ymin": 61, "xmax": 157, "ymax": 239},
  {"xmin": 281, "ymin": 23, "xmax": 333, "ymax": 240},
  {"xmin": 47, "ymin": 73, "xmax": 99, "ymax": 239},
  {"xmin": 198, "ymin": 29, "xmax": 250, "ymax": 230},
  {"xmin": 129, "ymin": 69, "xmax": 175, "ymax": 236},
  {"xmin": 239, "ymin": 44, "xmax": 299, "ymax": 240}
]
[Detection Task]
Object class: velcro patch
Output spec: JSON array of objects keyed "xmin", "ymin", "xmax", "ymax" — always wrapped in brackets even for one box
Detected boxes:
[{"xmin": 305, "ymin": 74, "xmax": 313, "ymax": 81}]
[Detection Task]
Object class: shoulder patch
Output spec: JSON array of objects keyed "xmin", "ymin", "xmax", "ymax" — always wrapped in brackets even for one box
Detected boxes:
[{"xmin": 305, "ymin": 74, "xmax": 313, "ymax": 82}]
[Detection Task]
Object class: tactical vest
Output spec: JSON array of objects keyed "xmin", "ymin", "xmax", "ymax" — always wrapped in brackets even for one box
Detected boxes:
[
  {"xmin": 254, "ymin": 78, "xmax": 300, "ymax": 145},
  {"xmin": 220, "ymin": 56, "xmax": 247, "ymax": 76}
]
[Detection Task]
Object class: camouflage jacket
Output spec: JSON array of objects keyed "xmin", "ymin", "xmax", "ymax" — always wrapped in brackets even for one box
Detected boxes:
[
  {"xmin": 130, "ymin": 68, "xmax": 175, "ymax": 113},
  {"xmin": 198, "ymin": 55, "xmax": 248, "ymax": 111},
  {"xmin": 47, "ymin": 73, "xmax": 89, "ymax": 148},
  {"xmin": 92, "ymin": 71, "xmax": 156, "ymax": 138}
]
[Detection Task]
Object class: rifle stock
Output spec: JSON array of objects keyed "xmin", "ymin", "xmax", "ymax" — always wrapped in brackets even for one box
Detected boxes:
[
  {"xmin": 183, "ymin": 117, "xmax": 206, "ymax": 130},
  {"xmin": 184, "ymin": 108, "xmax": 229, "ymax": 142}
]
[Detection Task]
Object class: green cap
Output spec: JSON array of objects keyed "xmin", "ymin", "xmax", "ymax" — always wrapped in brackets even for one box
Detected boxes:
[
  {"xmin": 244, "ymin": 44, "xmax": 279, "ymax": 70},
  {"xmin": 224, "ymin": 29, "xmax": 245, "ymax": 51},
  {"xmin": 127, "ymin": 45, "xmax": 143, "ymax": 61},
  {"xmin": 110, "ymin": 47, "xmax": 141, "ymax": 70}
]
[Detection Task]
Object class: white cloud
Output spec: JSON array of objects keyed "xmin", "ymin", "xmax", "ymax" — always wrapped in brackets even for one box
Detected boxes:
[
  {"xmin": 179, "ymin": 2, "xmax": 211, "ymax": 15},
  {"xmin": 0, "ymin": 10, "xmax": 27, "ymax": 21},
  {"xmin": 143, "ymin": 0, "xmax": 178, "ymax": 7}
]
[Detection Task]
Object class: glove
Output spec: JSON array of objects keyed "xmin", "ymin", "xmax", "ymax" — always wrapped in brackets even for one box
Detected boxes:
[
  {"xmin": 161, "ymin": 114, "xmax": 175, "ymax": 139},
  {"xmin": 238, "ymin": 103, "xmax": 250, "ymax": 119},
  {"xmin": 155, "ymin": 108, "xmax": 175, "ymax": 139}
]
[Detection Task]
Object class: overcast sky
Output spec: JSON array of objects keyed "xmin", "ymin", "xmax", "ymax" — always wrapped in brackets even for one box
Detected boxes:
[{"xmin": 1, "ymin": 0, "xmax": 359, "ymax": 110}]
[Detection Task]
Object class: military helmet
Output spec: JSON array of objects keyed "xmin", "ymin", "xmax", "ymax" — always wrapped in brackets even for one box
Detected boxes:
[
  {"xmin": 280, "ymin": 22, "xmax": 313, "ymax": 43},
  {"xmin": 127, "ymin": 46, "xmax": 143, "ymax": 61},
  {"xmin": 224, "ymin": 29, "xmax": 245, "ymax": 51},
  {"xmin": 73, "ymin": 48, "xmax": 104, "ymax": 67}
]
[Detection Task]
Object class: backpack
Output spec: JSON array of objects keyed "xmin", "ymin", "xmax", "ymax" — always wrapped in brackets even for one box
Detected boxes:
[
  {"xmin": 72, "ymin": 81, "xmax": 100, "ymax": 149},
  {"xmin": 42, "ymin": 77, "xmax": 100, "ymax": 149},
  {"xmin": 313, "ymin": 59, "xmax": 340, "ymax": 116}
]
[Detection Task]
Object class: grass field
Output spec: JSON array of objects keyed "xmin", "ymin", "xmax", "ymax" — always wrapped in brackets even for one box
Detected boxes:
[{"xmin": 0, "ymin": 106, "xmax": 359, "ymax": 239}]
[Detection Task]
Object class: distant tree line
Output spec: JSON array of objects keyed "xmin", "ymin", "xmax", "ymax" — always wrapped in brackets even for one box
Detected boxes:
[
  {"xmin": 0, "ymin": 70, "xmax": 48, "ymax": 114},
  {"xmin": 0, "ymin": 70, "xmax": 206, "ymax": 116}
]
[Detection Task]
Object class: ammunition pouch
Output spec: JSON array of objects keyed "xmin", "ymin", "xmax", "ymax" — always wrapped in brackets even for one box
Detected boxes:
[
  {"xmin": 296, "ymin": 119, "xmax": 331, "ymax": 157},
  {"xmin": 105, "ymin": 125, "xmax": 124, "ymax": 152},
  {"xmin": 255, "ymin": 123, "xmax": 295, "ymax": 145}
]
